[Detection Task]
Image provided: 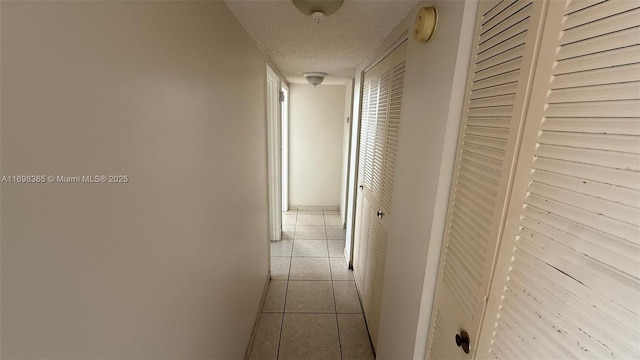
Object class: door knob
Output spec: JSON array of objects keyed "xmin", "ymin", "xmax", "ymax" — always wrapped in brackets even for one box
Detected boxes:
[
  {"xmin": 377, "ymin": 210, "xmax": 384, "ymax": 218},
  {"xmin": 455, "ymin": 329, "xmax": 470, "ymax": 354}
]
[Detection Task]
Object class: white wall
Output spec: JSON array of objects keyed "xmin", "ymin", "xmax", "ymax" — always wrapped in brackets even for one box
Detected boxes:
[
  {"xmin": 1, "ymin": 2, "xmax": 269, "ymax": 359},
  {"xmin": 340, "ymin": 80, "xmax": 354, "ymax": 224},
  {"xmin": 289, "ymin": 84, "xmax": 346, "ymax": 207},
  {"xmin": 376, "ymin": 1, "xmax": 477, "ymax": 358},
  {"xmin": 345, "ymin": 0, "xmax": 478, "ymax": 358}
]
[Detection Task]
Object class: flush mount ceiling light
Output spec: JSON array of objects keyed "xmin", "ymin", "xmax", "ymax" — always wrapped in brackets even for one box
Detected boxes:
[
  {"xmin": 304, "ymin": 72, "xmax": 328, "ymax": 86},
  {"xmin": 292, "ymin": 0, "xmax": 345, "ymax": 23}
]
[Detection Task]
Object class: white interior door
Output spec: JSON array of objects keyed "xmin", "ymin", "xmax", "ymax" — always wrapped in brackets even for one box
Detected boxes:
[
  {"xmin": 353, "ymin": 41, "xmax": 406, "ymax": 350},
  {"xmin": 426, "ymin": 1, "xmax": 546, "ymax": 358},
  {"xmin": 477, "ymin": 1, "xmax": 640, "ymax": 358}
]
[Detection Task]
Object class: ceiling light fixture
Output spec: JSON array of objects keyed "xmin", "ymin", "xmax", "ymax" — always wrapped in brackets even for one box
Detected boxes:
[
  {"xmin": 292, "ymin": 0, "xmax": 344, "ymax": 23},
  {"xmin": 304, "ymin": 72, "xmax": 327, "ymax": 86}
]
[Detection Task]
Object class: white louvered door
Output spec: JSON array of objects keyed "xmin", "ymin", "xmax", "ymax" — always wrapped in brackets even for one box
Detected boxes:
[
  {"xmin": 354, "ymin": 41, "xmax": 406, "ymax": 350},
  {"xmin": 477, "ymin": 1, "xmax": 640, "ymax": 358},
  {"xmin": 426, "ymin": 1, "xmax": 547, "ymax": 358}
]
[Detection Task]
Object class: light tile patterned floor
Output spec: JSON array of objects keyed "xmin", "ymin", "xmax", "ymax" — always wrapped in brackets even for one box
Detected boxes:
[{"xmin": 249, "ymin": 209, "xmax": 374, "ymax": 360}]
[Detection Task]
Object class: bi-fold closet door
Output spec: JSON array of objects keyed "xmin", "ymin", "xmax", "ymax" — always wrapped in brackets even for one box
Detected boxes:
[
  {"xmin": 353, "ymin": 40, "xmax": 406, "ymax": 350},
  {"xmin": 427, "ymin": 0, "xmax": 640, "ymax": 359}
]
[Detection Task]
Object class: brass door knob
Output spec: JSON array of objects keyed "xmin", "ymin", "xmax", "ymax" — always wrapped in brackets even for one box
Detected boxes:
[{"xmin": 455, "ymin": 329, "xmax": 470, "ymax": 354}]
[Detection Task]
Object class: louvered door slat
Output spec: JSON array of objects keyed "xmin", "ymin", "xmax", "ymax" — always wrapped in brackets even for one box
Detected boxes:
[
  {"xmin": 551, "ymin": 63, "xmax": 640, "ymax": 89},
  {"xmin": 521, "ymin": 207, "xmax": 640, "ymax": 277},
  {"xmin": 463, "ymin": 133, "xmax": 508, "ymax": 150},
  {"xmin": 547, "ymin": 81, "xmax": 640, "ymax": 103},
  {"xmin": 480, "ymin": 0, "xmax": 531, "ymax": 41},
  {"xmin": 541, "ymin": 117, "xmax": 640, "ymax": 135},
  {"xmin": 510, "ymin": 251, "xmax": 640, "ymax": 341},
  {"xmin": 369, "ymin": 223, "xmax": 388, "ymax": 348},
  {"xmin": 554, "ymin": 44, "xmax": 640, "ymax": 74},
  {"xmin": 381, "ymin": 62, "xmax": 405, "ymax": 216},
  {"xmin": 527, "ymin": 193, "xmax": 639, "ymax": 244},
  {"xmin": 531, "ymin": 169, "xmax": 640, "ymax": 208},
  {"xmin": 546, "ymin": 100, "xmax": 640, "ymax": 118},
  {"xmin": 471, "ymin": 67, "xmax": 521, "ymax": 91},
  {"xmin": 557, "ymin": 26, "xmax": 640, "ymax": 60},
  {"xmin": 475, "ymin": 32, "xmax": 528, "ymax": 64},
  {"xmin": 562, "ymin": 0, "xmax": 640, "ymax": 30},
  {"xmin": 358, "ymin": 82, "xmax": 372, "ymax": 183},
  {"xmin": 565, "ymin": 0, "xmax": 606, "ymax": 14},
  {"xmin": 477, "ymin": 15, "xmax": 530, "ymax": 55},
  {"xmin": 363, "ymin": 78, "xmax": 379, "ymax": 190},
  {"xmin": 560, "ymin": 8, "xmax": 640, "ymax": 45},
  {"xmin": 474, "ymin": 48, "xmax": 523, "ymax": 74},
  {"xmin": 535, "ymin": 144, "xmax": 640, "ymax": 172},
  {"xmin": 533, "ymin": 157, "xmax": 640, "ymax": 190},
  {"xmin": 427, "ymin": 0, "xmax": 545, "ymax": 357},
  {"xmin": 372, "ymin": 71, "xmax": 390, "ymax": 197},
  {"xmin": 483, "ymin": 2, "xmax": 640, "ymax": 358}
]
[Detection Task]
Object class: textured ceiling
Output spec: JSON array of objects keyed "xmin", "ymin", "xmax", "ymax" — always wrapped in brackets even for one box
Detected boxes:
[{"xmin": 225, "ymin": 0, "xmax": 418, "ymax": 84}]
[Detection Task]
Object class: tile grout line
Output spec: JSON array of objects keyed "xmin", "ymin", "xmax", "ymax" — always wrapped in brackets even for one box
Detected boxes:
[
  {"xmin": 276, "ymin": 249, "xmax": 292, "ymax": 359},
  {"xmin": 275, "ymin": 211, "xmax": 295, "ymax": 360},
  {"xmin": 328, "ymin": 216, "xmax": 344, "ymax": 360}
]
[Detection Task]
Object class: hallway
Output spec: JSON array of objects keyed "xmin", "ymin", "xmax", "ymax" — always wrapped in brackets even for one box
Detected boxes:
[{"xmin": 249, "ymin": 208, "xmax": 373, "ymax": 359}]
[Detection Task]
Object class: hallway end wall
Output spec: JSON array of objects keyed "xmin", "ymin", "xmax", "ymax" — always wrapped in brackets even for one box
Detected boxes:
[
  {"xmin": 289, "ymin": 84, "xmax": 346, "ymax": 207},
  {"xmin": 1, "ymin": 2, "xmax": 269, "ymax": 358}
]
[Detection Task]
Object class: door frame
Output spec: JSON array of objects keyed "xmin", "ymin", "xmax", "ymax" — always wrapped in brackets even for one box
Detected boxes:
[
  {"xmin": 345, "ymin": 32, "xmax": 408, "ymax": 267},
  {"xmin": 281, "ymin": 84, "xmax": 289, "ymax": 212},
  {"xmin": 266, "ymin": 64, "xmax": 282, "ymax": 241}
]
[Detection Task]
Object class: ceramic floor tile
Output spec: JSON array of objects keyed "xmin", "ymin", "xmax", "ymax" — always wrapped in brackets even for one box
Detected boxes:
[
  {"xmin": 285, "ymin": 281, "xmax": 335, "ymax": 313},
  {"xmin": 271, "ymin": 257, "xmax": 290, "ymax": 280},
  {"xmin": 279, "ymin": 313, "xmax": 341, "ymax": 360},
  {"xmin": 283, "ymin": 213, "xmax": 297, "ymax": 226},
  {"xmin": 337, "ymin": 314, "xmax": 374, "ymax": 360},
  {"xmin": 297, "ymin": 207, "xmax": 324, "ymax": 215},
  {"xmin": 297, "ymin": 205, "xmax": 324, "ymax": 211},
  {"xmin": 327, "ymin": 240, "xmax": 345, "ymax": 258},
  {"xmin": 289, "ymin": 257, "xmax": 331, "ymax": 280},
  {"xmin": 326, "ymin": 225, "xmax": 346, "ymax": 240},
  {"xmin": 333, "ymin": 281, "xmax": 362, "ymax": 313},
  {"xmin": 324, "ymin": 214, "xmax": 342, "ymax": 226},
  {"xmin": 292, "ymin": 240, "xmax": 328, "ymax": 257},
  {"xmin": 297, "ymin": 211, "xmax": 324, "ymax": 215},
  {"xmin": 262, "ymin": 280, "xmax": 287, "ymax": 312},
  {"xmin": 296, "ymin": 214, "xmax": 325, "ymax": 225},
  {"xmin": 270, "ymin": 239, "xmax": 293, "ymax": 257},
  {"xmin": 329, "ymin": 257, "xmax": 354, "ymax": 280},
  {"xmin": 282, "ymin": 226, "xmax": 295, "ymax": 240},
  {"xmin": 295, "ymin": 225, "xmax": 326, "ymax": 240},
  {"xmin": 249, "ymin": 313, "xmax": 282, "ymax": 360}
]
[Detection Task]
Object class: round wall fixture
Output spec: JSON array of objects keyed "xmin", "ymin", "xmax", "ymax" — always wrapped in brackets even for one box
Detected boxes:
[
  {"xmin": 304, "ymin": 72, "xmax": 327, "ymax": 86},
  {"xmin": 413, "ymin": 7, "xmax": 438, "ymax": 43}
]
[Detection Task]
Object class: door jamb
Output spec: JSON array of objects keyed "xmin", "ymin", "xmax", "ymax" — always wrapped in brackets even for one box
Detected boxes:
[
  {"xmin": 281, "ymin": 84, "xmax": 289, "ymax": 212},
  {"xmin": 266, "ymin": 64, "xmax": 282, "ymax": 241}
]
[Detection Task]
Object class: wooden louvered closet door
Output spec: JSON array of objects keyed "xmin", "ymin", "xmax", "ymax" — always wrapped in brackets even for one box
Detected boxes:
[
  {"xmin": 426, "ymin": 1, "xmax": 547, "ymax": 358},
  {"xmin": 477, "ymin": 1, "xmax": 640, "ymax": 358},
  {"xmin": 353, "ymin": 41, "xmax": 406, "ymax": 350}
]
